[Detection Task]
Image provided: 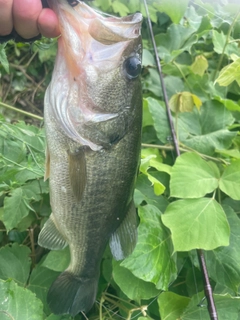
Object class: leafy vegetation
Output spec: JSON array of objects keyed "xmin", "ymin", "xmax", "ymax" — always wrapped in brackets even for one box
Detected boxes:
[{"xmin": 1, "ymin": 0, "xmax": 240, "ymax": 319}]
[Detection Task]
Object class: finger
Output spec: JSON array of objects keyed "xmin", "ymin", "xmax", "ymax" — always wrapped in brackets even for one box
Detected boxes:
[
  {"xmin": 13, "ymin": 0, "xmax": 42, "ymax": 39},
  {"xmin": 0, "ymin": 0, "xmax": 13, "ymax": 35},
  {"xmin": 38, "ymin": 8, "xmax": 60, "ymax": 38}
]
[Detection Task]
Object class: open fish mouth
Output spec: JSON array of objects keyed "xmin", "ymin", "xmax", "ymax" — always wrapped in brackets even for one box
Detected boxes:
[{"xmin": 46, "ymin": 0, "xmax": 142, "ymax": 151}]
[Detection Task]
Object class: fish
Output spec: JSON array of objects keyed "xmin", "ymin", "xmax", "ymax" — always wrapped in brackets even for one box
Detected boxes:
[{"xmin": 38, "ymin": 0, "xmax": 142, "ymax": 316}]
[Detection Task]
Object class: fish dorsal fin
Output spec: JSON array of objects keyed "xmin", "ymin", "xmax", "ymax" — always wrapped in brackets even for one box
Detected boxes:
[
  {"xmin": 109, "ymin": 201, "xmax": 138, "ymax": 261},
  {"xmin": 68, "ymin": 147, "xmax": 87, "ymax": 202},
  {"xmin": 44, "ymin": 145, "xmax": 50, "ymax": 181},
  {"xmin": 38, "ymin": 213, "xmax": 68, "ymax": 250}
]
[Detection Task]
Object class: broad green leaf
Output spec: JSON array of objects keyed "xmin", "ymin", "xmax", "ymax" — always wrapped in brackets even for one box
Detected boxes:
[
  {"xmin": 191, "ymin": 55, "xmax": 208, "ymax": 76},
  {"xmin": 155, "ymin": 23, "xmax": 198, "ymax": 61},
  {"xmin": 204, "ymin": 206, "xmax": 240, "ymax": 292},
  {"xmin": 28, "ymin": 265, "xmax": 59, "ymax": 314},
  {"xmin": 140, "ymin": 153, "xmax": 166, "ymax": 196},
  {"xmin": 170, "ymin": 152, "xmax": 220, "ymax": 198},
  {"xmin": 162, "ymin": 198, "xmax": 230, "ymax": 251},
  {"xmin": 158, "ymin": 292, "xmax": 190, "ymax": 320},
  {"xmin": 147, "ymin": 98, "xmax": 171, "ymax": 143},
  {"xmin": 0, "ymin": 243, "xmax": 31, "ymax": 285},
  {"xmin": 3, "ymin": 188, "xmax": 30, "ymax": 231},
  {"xmin": 45, "ymin": 315, "xmax": 76, "ymax": 320},
  {"xmin": 183, "ymin": 129, "xmax": 236, "ymax": 155},
  {"xmin": 180, "ymin": 100, "xmax": 236, "ymax": 155},
  {"xmin": 3, "ymin": 179, "xmax": 48, "ymax": 231},
  {"xmin": 142, "ymin": 98, "xmax": 153, "ymax": 127},
  {"xmin": 142, "ymin": 49, "xmax": 155, "ymax": 67},
  {"xmin": 214, "ymin": 96, "xmax": 240, "ymax": 112},
  {"xmin": 41, "ymin": 246, "xmax": 70, "ymax": 272},
  {"xmin": 212, "ymin": 30, "xmax": 239, "ymax": 56},
  {"xmin": 0, "ymin": 279, "xmax": 44, "ymax": 320},
  {"xmin": 169, "ymin": 92, "xmax": 202, "ymax": 113},
  {"xmin": 141, "ymin": 148, "xmax": 171, "ymax": 175},
  {"xmin": 112, "ymin": 1, "xmax": 129, "ymax": 16},
  {"xmin": 112, "ymin": 261, "xmax": 160, "ymax": 304},
  {"xmin": 181, "ymin": 292, "xmax": 240, "ymax": 320},
  {"xmin": 215, "ymin": 58, "xmax": 240, "ymax": 87},
  {"xmin": 134, "ymin": 174, "xmax": 169, "ymax": 212},
  {"xmin": 154, "ymin": 0, "xmax": 189, "ymax": 24},
  {"xmin": 147, "ymin": 97, "xmax": 187, "ymax": 143},
  {"xmin": 0, "ymin": 44, "xmax": 9, "ymax": 73},
  {"xmin": 121, "ymin": 205, "xmax": 177, "ymax": 290},
  {"xmin": 219, "ymin": 160, "xmax": 240, "ymax": 200}
]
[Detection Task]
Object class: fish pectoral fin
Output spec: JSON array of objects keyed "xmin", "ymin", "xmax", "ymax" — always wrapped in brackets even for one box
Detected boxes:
[
  {"xmin": 109, "ymin": 200, "xmax": 138, "ymax": 261},
  {"xmin": 44, "ymin": 145, "xmax": 50, "ymax": 181},
  {"xmin": 68, "ymin": 147, "xmax": 87, "ymax": 202},
  {"xmin": 38, "ymin": 213, "xmax": 68, "ymax": 250}
]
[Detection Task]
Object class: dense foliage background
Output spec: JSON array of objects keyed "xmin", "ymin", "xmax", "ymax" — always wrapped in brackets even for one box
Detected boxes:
[{"xmin": 1, "ymin": 0, "xmax": 240, "ymax": 319}]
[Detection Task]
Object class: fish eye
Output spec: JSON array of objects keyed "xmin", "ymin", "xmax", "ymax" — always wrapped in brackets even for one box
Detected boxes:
[{"xmin": 123, "ymin": 56, "xmax": 141, "ymax": 80}]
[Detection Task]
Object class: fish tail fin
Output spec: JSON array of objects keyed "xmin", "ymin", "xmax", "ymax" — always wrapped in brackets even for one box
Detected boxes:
[{"xmin": 47, "ymin": 271, "xmax": 98, "ymax": 316}]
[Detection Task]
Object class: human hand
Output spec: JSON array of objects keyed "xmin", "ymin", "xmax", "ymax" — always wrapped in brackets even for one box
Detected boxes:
[{"xmin": 0, "ymin": 0, "xmax": 60, "ymax": 41}]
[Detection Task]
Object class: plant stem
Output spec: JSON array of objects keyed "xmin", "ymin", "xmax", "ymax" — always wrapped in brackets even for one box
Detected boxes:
[
  {"xmin": 212, "ymin": 11, "xmax": 240, "ymax": 82},
  {"xmin": 0, "ymin": 101, "xmax": 43, "ymax": 120},
  {"xmin": 141, "ymin": 143, "xmax": 230, "ymax": 164},
  {"xmin": 143, "ymin": 2, "xmax": 218, "ymax": 319}
]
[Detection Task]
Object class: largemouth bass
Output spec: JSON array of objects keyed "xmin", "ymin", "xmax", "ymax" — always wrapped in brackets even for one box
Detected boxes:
[{"xmin": 38, "ymin": 0, "xmax": 142, "ymax": 316}]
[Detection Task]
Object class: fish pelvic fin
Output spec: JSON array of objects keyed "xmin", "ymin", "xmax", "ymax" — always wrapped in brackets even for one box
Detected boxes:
[
  {"xmin": 68, "ymin": 146, "xmax": 87, "ymax": 202},
  {"xmin": 109, "ymin": 200, "xmax": 138, "ymax": 261},
  {"xmin": 47, "ymin": 271, "xmax": 98, "ymax": 316},
  {"xmin": 38, "ymin": 213, "xmax": 68, "ymax": 250}
]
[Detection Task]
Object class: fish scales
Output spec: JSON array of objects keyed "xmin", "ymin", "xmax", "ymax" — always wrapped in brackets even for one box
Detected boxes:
[{"xmin": 38, "ymin": 0, "xmax": 142, "ymax": 316}]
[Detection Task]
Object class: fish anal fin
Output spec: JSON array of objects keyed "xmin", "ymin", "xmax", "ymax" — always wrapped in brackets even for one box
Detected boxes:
[
  {"xmin": 44, "ymin": 145, "xmax": 50, "ymax": 181},
  {"xmin": 68, "ymin": 147, "xmax": 87, "ymax": 202},
  {"xmin": 38, "ymin": 213, "xmax": 68, "ymax": 250},
  {"xmin": 47, "ymin": 271, "xmax": 98, "ymax": 316},
  {"xmin": 109, "ymin": 201, "xmax": 138, "ymax": 261}
]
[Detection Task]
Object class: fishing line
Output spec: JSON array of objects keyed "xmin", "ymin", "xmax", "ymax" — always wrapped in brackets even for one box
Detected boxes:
[{"xmin": 142, "ymin": 0, "xmax": 219, "ymax": 319}]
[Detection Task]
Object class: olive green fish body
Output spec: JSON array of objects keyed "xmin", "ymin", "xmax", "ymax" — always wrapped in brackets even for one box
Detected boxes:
[{"xmin": 38, "ymin": 0, "xmax": 142, "ymax": 316}]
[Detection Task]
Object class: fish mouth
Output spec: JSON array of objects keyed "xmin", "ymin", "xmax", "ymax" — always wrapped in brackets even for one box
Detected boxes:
[
  {"xmin": 50, "ymin": 0, "xmax": 142, "ymax": 45},
  {"xmin": 47, "ymin": 0, "xmax": 142, "ymax": 150}
]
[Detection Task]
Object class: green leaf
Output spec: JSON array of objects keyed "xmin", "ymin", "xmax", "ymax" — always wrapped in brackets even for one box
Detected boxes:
[
  {"xmin": 0, "ymin": 244, "xmax": 31, "ymax": 285},
  {"xmin": 158, "ymin": 292, "xmax": 190, "ymax": 320},
  {"xmin": 0, "ymin": 44, "xmax": 9, "ymax": 73},
  {"xmin": 204, "ymin": 205, "xmax": 240, "ymax": 292},
  {"xmin": 162, "ymin": 198, "xmax": 230, "ymax": 251},
  {"xmin": 155, "ymin": 23, "xmax": 198, "ymax": 62},
  {"xmin": 134, "ymin": 174, "xmax": 169, "ymax": 212},
  {"xmin": 180, "ymin": 100, "xmax": 236, "ymax": 155},
  {"xmin": 191, "ymin": 55, "xmax": 208, "ymax": 76},
  {"xmin": 169, "ymin": 92, "xmax": 202, "ymax": 113},
  {"xmin": 142, "ymin": 49, "xmax": 155, "ymax": 67},
  {"xmin": 154, "ymin": 0, "xmax": 189, "ymax": 24},
  {"xmin": 28, "ymin": 264, "xmax": 59, "ymax": 314},
  {"xmin": 170, "ymin": 152, "xmax": 220, "ymax": 198},
  {"xmin": 2, "ymin": 179, "xmax": 48, "ymax": 231},
  {"xmin": 121, "ymin": 205, "xmax": 177, "ymax": 290},
  {"xmin": 41, "ymin": 247, "xmax": 70, "ymax": 272},
  {"xmin": 3, "ymin": 188, "xmax": 30, "ymax": 231},
  {"xmin": 142, "ymin": 98, "xmax": 154, "ymax": 128},
  {"xmin": 215, "ymin": 57, "xmax": 240, "ymax": 87},
  {"xmin": 181, "ymin": 292, "xmax": 240, "ymax": 320},
  {"xmin": 219, "ymin": 160, "xmax": 240, "ymax": 200},
  {"xmin": 212, "ymin": 30, "xmax": 239, "ymax": 56},
  {"xmin": 140, "ymin": 153, "xmax": 166, "ymax": 196},
  {"xmin": 214, "ymin": 96, "xmax": 240, "ymax": 112},
  {"xmin": 0, "ymin": 279, "xmax": 44, "ymax": 320},
  {"xmin": 112, "ymin": 1, "xmax": 129, "ymax": 16},
  {"xmin": 112, "ymin": 261, "xmax": 160, "ymax": 304}
]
